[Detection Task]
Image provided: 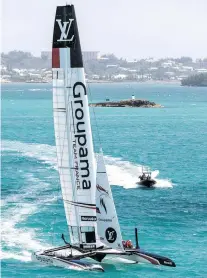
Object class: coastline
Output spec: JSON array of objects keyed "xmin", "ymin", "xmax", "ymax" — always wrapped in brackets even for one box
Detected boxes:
[{"xmin": 0, "ymin": 80, "xmax": 181, "ymax": 85}]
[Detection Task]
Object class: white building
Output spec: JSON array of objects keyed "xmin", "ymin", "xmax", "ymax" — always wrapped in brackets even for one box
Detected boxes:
[
  {"xmin": 0, "ymin": 65, "xmax": 7, "ymax": 70},
  {"xmin": 178, "ymin": 75, "xmax": 188, "ymax": 80},
  {"xmin": 182, "ymin": 66, "xmax": 194, "ymax": 71},
  {"xmin": 149, "ymin": 67, "xmax": 158, "ymax": 71},
  {"xmin": 118, "ymin": 67, "xmax": 128, "ymax": 71},
  {"xmin": 40, "ymin": 50, "xmax": 100, "ymax": 62},
  {"xmin": 91, "ymin": 74, "xmax": 100, "ymax": 79},
  {"xmin": 161, "ymin": 62, "xmax": 173, "ymax": 68},
  {"xmin": 98, "ymin": 57, "xmax": 109, "ymax": 61},
  {"xmin": 106, "ymin": 64, "xmax": 118, "ymax": 68},
  {"xmin": 127, "ymin": 69, "xmax": 137, "ymax": 73},
  {"xmin": 196, "ymin": 68, "xmax": 207, "ymax": 73},
  {"xmin": 82, "ymin": 51, "xmax": 100, "ymax": 61},
  {"xmin": 164, "ymin": 72, "xmax": 175, "ymax": 77},
  {"xmin": 126, "ymin": 59, "xmax": 137, "ymax": 63},
  {"xmin": 112, "ymin": 74, "xmax": 127, "ymax": 80}
]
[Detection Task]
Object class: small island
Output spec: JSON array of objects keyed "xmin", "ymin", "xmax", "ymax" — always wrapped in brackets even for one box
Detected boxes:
[{"xmin": 89, "ymin": 99, "xmax": 162, "ymax": 108}]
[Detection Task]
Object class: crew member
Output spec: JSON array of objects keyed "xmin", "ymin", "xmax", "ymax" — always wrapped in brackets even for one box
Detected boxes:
[{"xmin": 122, "ymin": 240, "xmax": 133, "ymax": 249}]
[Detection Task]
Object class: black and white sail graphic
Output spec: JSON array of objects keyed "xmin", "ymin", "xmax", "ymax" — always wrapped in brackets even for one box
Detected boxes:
[{"xmin": 96, "ymin": 152, "xmax": 124, "ymax": 250}]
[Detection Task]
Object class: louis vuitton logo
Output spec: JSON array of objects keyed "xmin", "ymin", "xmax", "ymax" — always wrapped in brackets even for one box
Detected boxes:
[{"xmin": 56, "ymin": 19, "xmax": 74, "ymax": 42}]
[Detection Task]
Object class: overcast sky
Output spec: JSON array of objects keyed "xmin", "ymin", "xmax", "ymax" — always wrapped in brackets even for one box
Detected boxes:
[{"xmin": 1, "ymin": 0, "xmax": 207, "ymax": 59}]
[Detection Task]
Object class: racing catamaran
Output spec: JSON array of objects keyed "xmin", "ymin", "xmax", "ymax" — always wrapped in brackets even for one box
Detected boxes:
[{"xmin": 32, "ymin": 4, "xmax": 175, "ymax": 272}]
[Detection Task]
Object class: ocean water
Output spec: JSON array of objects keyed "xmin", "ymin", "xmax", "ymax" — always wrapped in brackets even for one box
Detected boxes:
[{"xmin": 1, "ymin": 82, "xmax": 207, "ymax": 277}]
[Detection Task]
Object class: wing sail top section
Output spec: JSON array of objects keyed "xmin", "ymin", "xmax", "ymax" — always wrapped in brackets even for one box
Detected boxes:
[{"xmin": 53, "ymin": 5, "xmax": 83, "ymax": 68}]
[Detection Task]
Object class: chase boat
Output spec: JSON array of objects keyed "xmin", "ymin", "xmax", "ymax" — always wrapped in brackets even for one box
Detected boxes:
[{"xmin": 138, "ymin": 167, "xmax": 157, "ymax": 188}]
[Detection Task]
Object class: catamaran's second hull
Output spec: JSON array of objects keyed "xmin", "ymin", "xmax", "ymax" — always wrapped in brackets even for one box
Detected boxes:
[
  {"xmin": 95, "ymin": 249, "xmax": 176, "ymax": 267},
  {"xmin": 32, "ymin": 251, "xmax": 104, "ymax": 272},
  {"xmin": 121, "ymin": 250, "xmax": 176, "ymax": 267}
]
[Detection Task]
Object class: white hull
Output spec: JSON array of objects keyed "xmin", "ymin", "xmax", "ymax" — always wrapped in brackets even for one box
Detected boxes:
[
  {"xmin": 32, "ymin": 251, "xmax": 104, "ymax": 272},
  {"xmin": 96, "ymin": 249, "xmax": 153, "ymax": 264},
  {"xmin": 95, "ymin": 248, "xmax": 176, "ymax": 267},
  {"xmin": 119, "ymin": 253, "xmax": 160, "ymax": 265}
]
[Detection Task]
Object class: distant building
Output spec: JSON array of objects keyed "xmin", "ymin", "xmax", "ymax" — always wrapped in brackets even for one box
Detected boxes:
[
  {"xmin": 118, "ymin": 67, "xmax": 128, "ymax": 71},
  {"xmin": 149, "ymin": 67, "xmax": 158, "ymax": 71},
  {"xmin": 126, "ymin": 59, "xmax": 137, "ymax": 63},
  {"xmin": 164, "ymin": 72, "xmax": 175, "ymax": 77},
  {"xmin": 196, "ymin": 68, "xmax": 207, "ymax": 73},
  {"xmin": 161, "ymin": 62, "xmax": 173, "ymax": 68},
  {"xmin": 41, "ymin": 51, "xmax": 52, "ymax": 60},
  {"xmin": 91, "ymin": 74, "xmax": 100, "ymax": 79},
  {"xmin": 182, "ymin": 66, "xmax": 194, "ymax": 71},
  {"xmin": 106, "ymin": 64, "xmax": 118, "ymax": 68},
  {"xmin": 13, "ymin": 68, "xmax": 21, "ymax": 73},
  {"xmin": 82, "ymin": 51, "xmax": 100, "ymax": 61},
  {"xmin": 112, "ymin": 74, "xmax": 127, "ymax": 80},
  {"xmin": 99, "ymin": 57, "xmax": 109, "ymax": 61},
  {"xmin": 0, "ymin": 65, "xmax": 7, "ymax": 70},
  {"xmin": 178, "ymin": 75, "xmax": 188, "ymax": 80},
  {"xmin": 128, "ymin": 69, "xmax": 137, "ymax": 72}
]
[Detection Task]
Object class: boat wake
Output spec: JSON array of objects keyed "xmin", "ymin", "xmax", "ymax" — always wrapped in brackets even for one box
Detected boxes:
[
  {"xmin": 1, "ymin": 172, "xmax": 54, "ymax": 262},
  {"xmin": 2, "ymin": 140, "xmax": 173, "ymax": 187},
  {"xmin": 2, "ymin": 140, "xmax": 57, "ymax": 168},
  {"xmin": 104, "ymin": 156, "xmax": 173, "ymax": 189},
  {"xmin": 1, "ymin": 140, "xmax": 173, "ymax": 261},
  {"xmin": 28, "ymin": 88, "xmax": 52, "ymax": 92},
  {"xmin": 2, "ymin": 140, "xmax": 173, "ymax": 190}
]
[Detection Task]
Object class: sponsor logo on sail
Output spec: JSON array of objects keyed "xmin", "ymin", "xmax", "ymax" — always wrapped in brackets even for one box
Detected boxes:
[
  {"xmin": 105, "ymin": 227, "xmax": 117, "ymax": 243},
  {"xmin": 98, "ymin": 218, "xmax": 112, "ymax": 222},
  {"xmin": 96, "ymin": 184, "xmax": 109, "ymax": 195},
  {"xmin": 81, "ymin": 216, "xmax": 97, "ymax": 221},
  {"xmin": 72, "ymin": 82, "xmax": 91, "ymax": 190},
  {"xmin": 96, "ymin": 207, "xmax": 101, "ymax": 214},
  {"xmin": 56, "ymin": 19, "xmax": 74, "ymax": 42}
]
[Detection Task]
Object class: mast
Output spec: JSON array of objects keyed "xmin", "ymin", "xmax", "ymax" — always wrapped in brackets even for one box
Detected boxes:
[{"xmin": 52, "ymin": 5, "xmax": 97, "ymax": 249}]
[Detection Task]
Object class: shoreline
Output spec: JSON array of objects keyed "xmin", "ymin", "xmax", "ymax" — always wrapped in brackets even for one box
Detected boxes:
[{"xmin": 1, "ymin": 80, "xmax": 181, "ymax": 85}]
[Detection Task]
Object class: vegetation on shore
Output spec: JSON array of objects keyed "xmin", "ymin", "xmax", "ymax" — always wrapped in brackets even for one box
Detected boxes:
[
  {"xmin": 2, "ymin": 51, "xmax": 207, "ymax": 84},
  {"xmin": 181, "ymin": 73, "xmax": 207, "ymax": 87}
]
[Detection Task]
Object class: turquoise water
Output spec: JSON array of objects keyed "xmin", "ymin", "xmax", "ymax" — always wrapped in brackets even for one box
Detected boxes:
[{"xmin": 1, "ymin": 82, "xmax": 207, "ymax": 277}]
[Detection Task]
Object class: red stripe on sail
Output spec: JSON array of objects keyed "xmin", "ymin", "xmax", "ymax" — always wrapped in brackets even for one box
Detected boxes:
[
  {"xmin": 66, "ymin": 200, "xmax": 97, "ymax": 210},
  {"xmin": 52, "ymin": 48, "xmax": 60, "ymax": 68}
]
